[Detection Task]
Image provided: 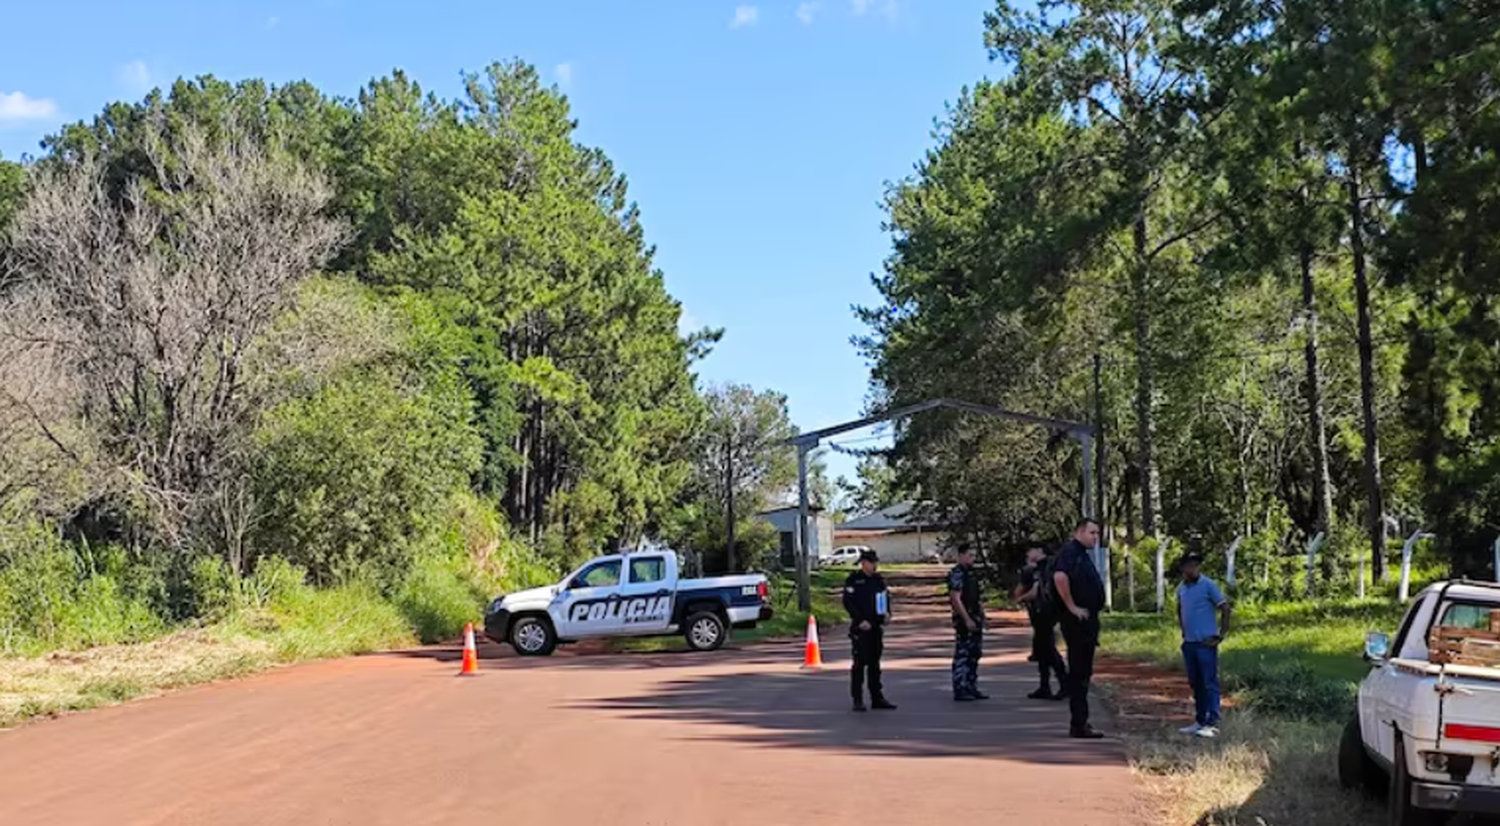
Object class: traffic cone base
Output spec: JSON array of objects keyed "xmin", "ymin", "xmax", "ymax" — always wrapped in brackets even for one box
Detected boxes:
[
  {"xmin": 459, "ymin": 622, "xmax": 480, "ymax": 676},
  {"xmin": 800, "ymin": 615, "xmax": 824, "ymax": 669}
]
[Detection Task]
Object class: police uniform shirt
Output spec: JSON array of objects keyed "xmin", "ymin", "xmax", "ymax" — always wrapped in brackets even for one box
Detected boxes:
[
  {"xmin": 843, "ymin": 570, "xmax": 888, "ymax": 628},
  {"xmin": 1019, "ymin": 564, "xmax": 1040, "ymax": 619},
  {"xmin": 1054, "ymin": 539, "xmax": 1105, "ymax": 612},
  {"xmin": 947, "ymin": 564, "xmax": 983, "ymax": 625}
]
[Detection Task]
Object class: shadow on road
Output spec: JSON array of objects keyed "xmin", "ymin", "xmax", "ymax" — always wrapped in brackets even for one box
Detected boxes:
[{"xmin": 564, "ymin": 655, "xmax": 1124, "ymax": 766}]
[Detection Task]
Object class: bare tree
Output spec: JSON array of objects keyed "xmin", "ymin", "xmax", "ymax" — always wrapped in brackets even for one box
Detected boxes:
[{"xmin": 0, "ymin": 116, "xmax": 348, "ymax": 556}]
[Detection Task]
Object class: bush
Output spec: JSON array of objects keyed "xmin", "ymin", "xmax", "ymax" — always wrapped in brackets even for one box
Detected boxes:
[
  {"xmin": 0, "ymin": 520, "xmax": 166, "ymax": 656},
  {"xmin": 395, "ymin": 553, "xmax": 483, "ymax": 644},
  {"xmin": 1225, "ymin": 658, "xmax": 1356, "ymax": 719},
  {"xmin": 249, "ymin": 369, "xmax": 484, "ymax": 587}
]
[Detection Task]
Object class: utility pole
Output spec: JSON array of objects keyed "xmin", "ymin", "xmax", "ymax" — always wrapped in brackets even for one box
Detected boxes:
[{"xmin": 795, "ymin": 443, "xmax": 812, "ymax": 612}]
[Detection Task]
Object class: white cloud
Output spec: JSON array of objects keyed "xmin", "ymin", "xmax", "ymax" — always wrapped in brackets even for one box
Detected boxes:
[
  {"xmin": 0, "ymin": 91, "xmax": 59, "ymax": 126},
  {"xmin": 119, "ymin": 60, "xmax": 154, "ymax": 96},
  {"xmin": 555, "ymin": 63, "xmax": 573, "ymax": 86},
  {"xmin": 731, "ymin": 5, "xmax": 759, "ymax": 28},
  {"xmin": 851, "ymin": 0, "xmax": 896, "ymax": 19},
  {"xmin": 796, "ymin": 2, "xmax": 819, "ymax": 24}
]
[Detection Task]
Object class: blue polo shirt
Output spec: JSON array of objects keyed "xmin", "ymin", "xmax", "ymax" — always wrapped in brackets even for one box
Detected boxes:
[{"xmin": 1177, "ymin": 577, "xmax": 1226, "ymax": 643}]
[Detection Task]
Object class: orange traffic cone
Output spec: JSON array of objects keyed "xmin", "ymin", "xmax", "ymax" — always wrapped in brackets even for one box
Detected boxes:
[
  {"xmin": 800, "ymin": 615, "xmax": 824, "ymax": 669},
  {"xmin": 459, "ymin": 622, "xmax": 480, "ymax": 676}
]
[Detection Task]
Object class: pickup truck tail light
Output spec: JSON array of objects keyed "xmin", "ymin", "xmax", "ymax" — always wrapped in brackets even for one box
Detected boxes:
[
  {"xmin": 757, "ymin": 581, "xmax": 769, "ymax": 601},
  {"xmin": 1444, "ymin": 724, "xmax": 1500, "ymax": 744}
]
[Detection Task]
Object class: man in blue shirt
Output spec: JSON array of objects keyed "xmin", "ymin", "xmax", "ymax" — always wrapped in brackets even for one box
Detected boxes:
[{"xmin": 1176, "ymin": 552, "xmax": 1231, "ymax": 738}]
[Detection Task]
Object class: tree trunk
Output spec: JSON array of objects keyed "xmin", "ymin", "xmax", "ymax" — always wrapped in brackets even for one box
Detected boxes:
[
  {"xmin": 725, "ymin": 437, "xmax": 737, "ymax": 573},
  {"xmin": 1132, "ymin": 212, "xmax": 1162, "ymax": 537},
  {"xmin": 1349, "ymin": 163, "xmax": 1387, "ymax": 583},
  {"xmin": 1301, "ymin": 241, "xmax": 1335, "ymax": 536}
]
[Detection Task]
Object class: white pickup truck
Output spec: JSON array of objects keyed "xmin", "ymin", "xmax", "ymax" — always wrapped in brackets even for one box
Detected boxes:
[
  {"xmin": 482, "ymin": 551, "xmax": 773, "ymax": 656},
  {"xmin": 1340, "ymin": 580, "xmax": 1500, "ymax": 825}
]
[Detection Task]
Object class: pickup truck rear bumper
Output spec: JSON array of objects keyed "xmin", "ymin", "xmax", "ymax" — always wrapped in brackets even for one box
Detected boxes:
[
  {"xmin": 1415, "ymin": 782, "xmax": 1500, "ymax": 814},
  {"xmin": 729, "ymin": 605, "xmax": 774, "ymax": 629}
]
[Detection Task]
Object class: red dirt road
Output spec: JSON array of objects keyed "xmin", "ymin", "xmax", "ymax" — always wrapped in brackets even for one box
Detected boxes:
[{"xmin": 0, "ymin": 570, "xmax": 1145, "ymax": 826}]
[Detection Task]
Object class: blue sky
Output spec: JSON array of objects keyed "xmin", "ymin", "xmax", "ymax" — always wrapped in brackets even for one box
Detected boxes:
[{"xmin": 0, "ymin": 0, "xmax": 998, "ymax": 488}]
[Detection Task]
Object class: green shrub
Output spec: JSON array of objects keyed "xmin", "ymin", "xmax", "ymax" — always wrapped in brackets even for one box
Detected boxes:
[
  {"xmin": 1227, "ymin": 658, "xmax": 1356, "ymax": 719},
  {"xmin": 0, "ymin": 520, "xmax": 167, "ymax": 656},
  {"xmin": 395, "ymin": 553, "xmax": 483, "ymax": 644},
  {"xmin": 263, "ymin": 576, "xmax": 413, "ymax": 660},
  {"xmin": 249, "ymin": 369, "xmax": 484, "ymax": 588}
]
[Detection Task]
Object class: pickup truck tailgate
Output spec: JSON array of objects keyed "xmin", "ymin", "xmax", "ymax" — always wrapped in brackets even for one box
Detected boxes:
[{"xmin": 1441, "ymin": 673, "xmax": 1500, "ymax": 748}]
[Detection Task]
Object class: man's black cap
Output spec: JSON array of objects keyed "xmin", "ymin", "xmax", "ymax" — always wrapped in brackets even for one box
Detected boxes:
[
  {"xmin": 859, "ymin": 549, "xmax": 879, "ymax": 563},
  {"xmin": 1180, "ymin": 552, "xmax": 1205, "ymax": 566}
]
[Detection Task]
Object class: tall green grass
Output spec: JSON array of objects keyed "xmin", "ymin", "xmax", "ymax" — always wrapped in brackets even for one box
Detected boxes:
[{"xmin": 1104, "ymin": 597, "xmax": 1406, "ymax": 717}]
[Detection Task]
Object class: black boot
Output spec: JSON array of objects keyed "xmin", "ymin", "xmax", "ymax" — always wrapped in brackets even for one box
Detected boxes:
[
  {"xmin": 871, "ymin": 696, "xmax": 897, "ymax": 710},
  {"xmin": 852, "ymin": 698, "xmax": 868, "ymax": 712},
  {"xmin": 1027, "ymin": 687, "xmax": 1055, "ymax": 700}
]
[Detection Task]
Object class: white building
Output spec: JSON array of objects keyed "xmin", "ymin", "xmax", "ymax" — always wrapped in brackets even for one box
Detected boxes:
[
  {"xmin": 754, "ymin": 505, "xmax": 834, "ymax": 570},
  {"xmin": 835, "ymin": 502, "xmax": 950, "ymax": 564}
]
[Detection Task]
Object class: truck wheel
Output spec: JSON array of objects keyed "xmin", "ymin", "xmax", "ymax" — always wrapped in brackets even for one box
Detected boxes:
[
  {"xmin": 1389, "ymin": 736, "xmax": 1438, "ymax": 826},
  {"xmin": 1339, "ymin": 713, "xmax": 1386, "ymax": 798},
  {"xmin": 509, "ymin": 615, "xmax": 557, "ymax": 657},
  {"xmin": 684, "ymin": 611, "xmax": 727, "ymax": 652}
]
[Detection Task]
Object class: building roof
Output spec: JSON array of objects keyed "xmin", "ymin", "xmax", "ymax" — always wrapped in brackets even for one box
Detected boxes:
[
  {"xmin": 839, "ymin": 502, "xmax": 932, "ymax": 531},
  {"xmin": 756, "ymin": 504, "xmax": 826, "ymax": 516}
]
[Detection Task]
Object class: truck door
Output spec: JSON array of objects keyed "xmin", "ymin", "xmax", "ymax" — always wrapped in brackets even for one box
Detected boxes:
[
  {"xmin": 557, "ymin": 557, "xmax": 626, "ymax": 638},
  {"xmin": 618, "ymin": 555, "xmax": 674, "ymax": 634}
]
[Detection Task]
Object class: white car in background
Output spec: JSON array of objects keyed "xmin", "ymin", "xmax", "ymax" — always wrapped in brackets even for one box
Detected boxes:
[{"xmin": 821, "ymin": 546, "xmax": 867, "ymax": 566}]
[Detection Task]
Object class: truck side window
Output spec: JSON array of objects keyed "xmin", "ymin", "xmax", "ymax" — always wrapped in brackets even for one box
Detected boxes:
[
  {"xmin": 574, "ymin": 561, "xmax": 622, "ymax": 589},
  {"xmin": 629, "ymin": 557, "xmax": 666, "ymax": 584}
]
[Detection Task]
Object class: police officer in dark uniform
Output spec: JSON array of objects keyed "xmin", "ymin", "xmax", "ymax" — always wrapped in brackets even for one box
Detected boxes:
[
  {"xmin": 1015, "ymin": 546, "xmax": 1068, "ymax": 700},
  {"xmin": 1053, "ymin": 518, "xmax": 1107, "ymax": 738},
  {"xmin": 947, "ymin": 545, "xmax": 988, "ymax": 701},
  {"xmin": 843, "ymin": 549, "xmax": 896, "ymax": 712}
]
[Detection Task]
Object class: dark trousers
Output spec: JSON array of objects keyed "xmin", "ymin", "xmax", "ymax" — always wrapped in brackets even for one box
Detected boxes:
[
  {"xmin": 1030, "ymin": 618, "xmax": 1068, "ymax": 690},
  {"xmin": 951, "ymin": 626, "xmax": 983, "ymax": 696},
  {"xmin": 850, "ymin": 628, "xmax": 885, "ymax": 701},
  {"xmin": 1060, "ymin": 613, "xmax": 1100, "ymax": 730},
  {"xmin": 1182, "ymin": 641, "xmax": 1222, "ymax": 726}
]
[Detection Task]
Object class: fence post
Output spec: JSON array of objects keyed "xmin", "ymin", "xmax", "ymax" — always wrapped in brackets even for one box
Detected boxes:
[
  {"xmin": 1091, "ymin": 543, "xmax": 1113, "ymax": 612},
  {"xmin": 1156, "ymin": 539, "xmax": 1169, "ymax": 614},
  {"xmin": 1493, "ymin": 536, "xmax": 1499, "ymax": 584},
  {"xmin": 1306, "ymin": 532, "xmax": 1325, "ymax": 599},
  {"xmin": 1225, "ymin": 535, "xmax": 1242, "ymax": 593},
  {"xmin": 1399, "ymin": 530, "xmax": 1431, "ymax": 604}
]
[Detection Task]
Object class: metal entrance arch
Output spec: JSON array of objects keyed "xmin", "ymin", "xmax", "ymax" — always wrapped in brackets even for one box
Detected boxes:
[{"xmin": 784, "ymin": 398, "xmax": 1100, "ymax": 612}]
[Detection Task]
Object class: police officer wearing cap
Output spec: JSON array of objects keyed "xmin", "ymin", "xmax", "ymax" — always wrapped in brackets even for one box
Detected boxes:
[{"xmin": 843, "ymin": 549, "xmax": 896, "ymax": 712}]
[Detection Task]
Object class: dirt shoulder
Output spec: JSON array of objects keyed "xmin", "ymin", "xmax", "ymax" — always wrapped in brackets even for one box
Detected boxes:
[{"xmin": 1090, "ymin": 645, "xmax": 1383, "ymax": 826}]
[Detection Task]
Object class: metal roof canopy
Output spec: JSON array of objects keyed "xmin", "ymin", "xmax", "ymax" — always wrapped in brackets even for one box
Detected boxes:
[{"xmin": 781, "ymin": 398, "xmax": 1099, "ymax": 612}]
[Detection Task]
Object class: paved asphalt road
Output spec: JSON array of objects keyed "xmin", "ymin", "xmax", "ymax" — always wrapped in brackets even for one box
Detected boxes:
[{"xmin": 0, "ymin": 568, "xmax": 1145, "ymax": 825}]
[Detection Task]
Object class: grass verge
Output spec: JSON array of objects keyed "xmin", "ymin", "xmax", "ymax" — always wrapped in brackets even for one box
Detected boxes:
[
  {"xmin": 1096, "ymin": 601, "xmax": 1404, "ymax": 825},
  {"xmin": 0, "ymin": 548, "xmax": 554, "ymax": 729}
]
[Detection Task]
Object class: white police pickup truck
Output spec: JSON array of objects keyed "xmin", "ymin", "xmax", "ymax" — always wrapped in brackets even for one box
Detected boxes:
[
  {"xmin": 483, "ymin": 551, "xmax": 773, "ymax": 656},
  {"xmin": 1340, "ymin": 580, "xmax": 1500, "ymax": 825}
]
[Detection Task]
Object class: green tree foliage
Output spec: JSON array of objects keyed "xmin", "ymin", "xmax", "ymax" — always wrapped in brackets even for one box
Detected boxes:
[
  {"xmin": 861, "ymin": 1, "xmax": 1500, "ymax": 585},
  {"xmin": 670, "ymin": 383, "xmax": 796, "ymax": 572},
  {"xmin": 16, "ymin": 61, "xmax": 707, "ymax": 574}
]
